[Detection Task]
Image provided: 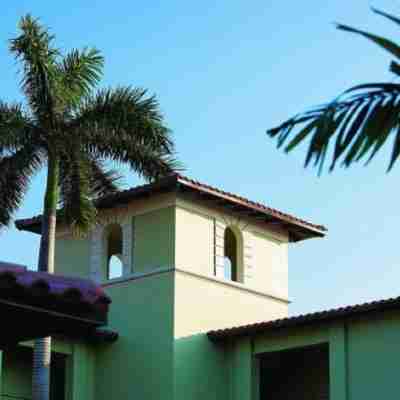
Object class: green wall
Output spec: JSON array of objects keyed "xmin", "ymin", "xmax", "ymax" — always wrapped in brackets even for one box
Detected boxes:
[
  {"xmin": 346, "ymin": 312, "xmax": 400, "ymax": 400},
  {"xmin": 174, "ymin": 334, "xmax": 228, "ymax": 400},
  {"xmin": 227, "ymin": 309, "xmax": 400, "ymax": 400},
  {"xmin": 95, "ymin": 271, "xmax": 175, "ymax": 400},
  {"xmin": 135, "ymin": 207, "xmax": 175, "ymax": 273},
  {"xmin": 55, "ymin": 237, "xmax": 91, "ymax": 279}
]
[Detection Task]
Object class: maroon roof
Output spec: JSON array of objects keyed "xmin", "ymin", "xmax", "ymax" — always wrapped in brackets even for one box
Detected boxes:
[
  {"xmin": 0, "ymin": 262, "xmax": 110, "ymax": 323},
  {"xmin": 15, "ymin": 174, "xmax": 326, "ymax": 242},
  {"xmin": 207, "ymin": 295, "xmax": 400, "ymax": 342}
]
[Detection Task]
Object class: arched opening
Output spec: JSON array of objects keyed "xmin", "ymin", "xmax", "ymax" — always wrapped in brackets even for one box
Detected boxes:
[
  {"xmin": 106, "ymin": 224, "xmax": 123, "ymax": 279},
  {"xmin": 223, "ymin": 227, "xmax": 242, "ymax": 282}
]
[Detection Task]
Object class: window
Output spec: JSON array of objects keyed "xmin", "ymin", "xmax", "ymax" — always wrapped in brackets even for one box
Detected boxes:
[
  {"xmin": 106, "ymin": 223, "xmax": 123, "ymax": 279},
  {"xmin": 223, "ymin": 227, "xmax": 243, "ymax": 282}
]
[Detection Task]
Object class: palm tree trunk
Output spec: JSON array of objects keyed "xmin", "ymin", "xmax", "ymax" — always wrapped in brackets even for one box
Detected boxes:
[{"xmin": 32, "ymin": 154, "xmax": 59, "ymax": 400}]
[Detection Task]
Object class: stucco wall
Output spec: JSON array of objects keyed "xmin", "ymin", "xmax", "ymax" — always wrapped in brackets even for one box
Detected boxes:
[
  {"xmin": 174, "ymin": 335, "xmax": 228, "ymax": 400},
  {"xmin": 250, "ymin": 231, "xmax": 288, "ymax": 298},
  {"xmin": 134, "ymin": 206, "xmax": 175, "ymax": 273},
  {"xmin": 54, "ymin": 191, "xmax": 289, "ymax": 301},
  {"xmin": 174, "ymin": 269, "xmax": 288, "ymax": 339},
  {"xmin": 175, "ymin": 206, "xmax": 214, "ymax": 276},
  {"xmin": 95, "ymin": 271, "xmax": 175, "ymax": 400},
  {"xmin": 227, "ymin": 309, "xmax": 400, "ymax": 400},
  {"xmin": 175, "ymin": 197, "xmax": 289, "ymax": 301},
  {"xmin": 54, "ymin": 193, "xmax": 176, "ymax": 281},
  {"xmin": 55, "ymin": 236, "xmax": 91, "ymax": 279},
  {"xmin": 346, "ymin": 311, "xmax": 400, "ymax": 400}
]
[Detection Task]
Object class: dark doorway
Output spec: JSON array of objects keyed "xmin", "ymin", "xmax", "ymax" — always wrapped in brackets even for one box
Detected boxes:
[
  {"xmin": 259, "ymin": 343, "xmax": 329, "ymax": 400},
  {"xmin": 50, "ymin": 352, "xmax": 67, "ymax": 400}
]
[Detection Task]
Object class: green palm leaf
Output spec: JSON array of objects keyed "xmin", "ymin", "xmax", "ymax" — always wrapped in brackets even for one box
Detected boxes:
[
  {"xmin": 336, "ymin": 23, "xmax": 400, "ymax": 60},
  {"xmin": 268, "ymin": 8, "xmax": 400, "ymax": 173},
  {"xmin": 0, "ymin": 146, "xmax": 41, "ymax": 226},
  {"xmin": 371, "ymin": 8, "xmax": 400, "ymax": 27}
]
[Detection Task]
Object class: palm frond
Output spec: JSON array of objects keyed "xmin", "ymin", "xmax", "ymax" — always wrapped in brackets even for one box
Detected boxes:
[
  {"xmin": 336, "ymin": 23, "xmax": 400, "ymax": 60},
  {"xmin": 0, "ymin": 146, "xmax": 42, "ymax": 227},
  {"xmin": 390, "ymin": 61, "xmax": 400, "ymax": 77},
  {"xmin": 87, "ymin": 157, "xmax": 122, "ymax": 197},
  {"xmin": 77, "ymin": 87, "xmax": 175, "ymax": 150},
  {"xmin": 57, "ymin": 48, "xmax": 104, "ymax": 109},
  {"xmin": 70, "ymin": 87, "xmax": 181, "ymax": 180},
  {"xmin": 86, "ymin": 135, "xmax": 180, "ymax": 180},
  {"xmin": 0, "ymin": 101, "xmax": 35, "ymax": 154},
  {"xmin": 371, "ymin": 8, "xmax": 400, "ymax": 27},
  {"xmin": 59, "ymin": 148, "xmax": 96, "ymax": 234},
  {"xmin": 267, "ymin": 83, "xmax": 400, "ymax": 172},
  {"xmin": 9, "ymin": 14, "xmax": 58, "ymax": 125}
]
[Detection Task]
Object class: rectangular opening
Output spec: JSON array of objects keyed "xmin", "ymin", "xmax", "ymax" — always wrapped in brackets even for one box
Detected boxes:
[{"xmin": 259, "ymin": 343, "xmax": 330, "ymax": 400}]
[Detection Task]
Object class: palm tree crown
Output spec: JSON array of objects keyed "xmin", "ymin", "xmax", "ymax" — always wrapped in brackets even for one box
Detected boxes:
[
  {"xmin": 267, "ymin": 8, "xmax": 400, "ymax": 173},
  {"xmin": 1, "ymin": 14, "xmax": 179, "ymax": 233}
]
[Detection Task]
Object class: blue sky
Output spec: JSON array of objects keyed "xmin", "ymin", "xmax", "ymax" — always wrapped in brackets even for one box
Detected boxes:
[{"xmin": 1, "ymin": 0, "xmax": 399, "ymax": 315}]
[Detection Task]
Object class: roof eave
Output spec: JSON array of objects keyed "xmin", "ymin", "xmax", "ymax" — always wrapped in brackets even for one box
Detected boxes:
[
  {"xmin": 15, "ymin": 174, "xmax": 327, "ymax": 241},
  {"xmin": 207, "ymin": 296, "xmax": 400, "ymax": 342}
]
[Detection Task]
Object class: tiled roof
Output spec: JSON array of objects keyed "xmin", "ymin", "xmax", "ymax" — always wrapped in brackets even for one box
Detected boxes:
[
  {"xmin": 207, "ymin": 295, "xmax": 400, "ymax": 341},
  {"xmin": 15, "ymin": 174, "xmax": 326, "ymax": 241},
  {"xmin": 0, "ymin": 262, "xmax": 110, "ymax": 323}
]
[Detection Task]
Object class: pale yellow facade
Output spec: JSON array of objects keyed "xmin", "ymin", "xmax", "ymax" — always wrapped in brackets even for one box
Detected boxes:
[
  {"xmin": 173, "ymin": 195, "xmax": 289, "ymax": 338},
  {"xmin": 174, "ymin": 269, "xmax": 288, "ymax": 338},
  {"xmin": 175, "ymin": 196, "xmax": 289, "ymax": 299}
]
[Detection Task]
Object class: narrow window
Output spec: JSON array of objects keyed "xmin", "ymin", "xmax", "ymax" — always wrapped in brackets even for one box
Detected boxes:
[
  {"xmin": 106, "ymin": 224, "xmax": 123, "ymax": 279},
  {"xmin": 224, "ymin": 227, "xmax": 238, "ymax": 281}
]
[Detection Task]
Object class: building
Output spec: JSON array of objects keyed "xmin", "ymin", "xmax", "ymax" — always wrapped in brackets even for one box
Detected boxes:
[{"xmin": 2, "ymin": 174, "xmax": 399, "ymax": 400}]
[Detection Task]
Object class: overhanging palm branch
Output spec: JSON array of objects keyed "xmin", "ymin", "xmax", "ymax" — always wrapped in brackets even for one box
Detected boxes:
[{"xmin": 267, "ymin": 7, "xmax": 400, "ymax": 172}]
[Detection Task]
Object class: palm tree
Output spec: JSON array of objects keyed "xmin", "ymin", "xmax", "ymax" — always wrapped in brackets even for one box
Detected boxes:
[
  {"xmin": 267, "ymin": 8, "xmax": 400, "ymax": 173},
  {"xmin": 1, "ymin": 15, "xmax": 179, "ymax": 400}
]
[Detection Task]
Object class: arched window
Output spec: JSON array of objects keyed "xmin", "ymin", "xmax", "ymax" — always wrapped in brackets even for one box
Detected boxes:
[
  {"xmin": 223, "ymin": 227, "xmax": 243, "ymax": 282},
  {"xmin": 106, "ymin": 223, "xmax": 123, "ymax": 279}
]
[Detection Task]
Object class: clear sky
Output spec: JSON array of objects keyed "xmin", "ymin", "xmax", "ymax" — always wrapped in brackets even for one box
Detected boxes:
[{"xmin": 1, "ymin": 0, "xmax": 399, "ymax": 315}]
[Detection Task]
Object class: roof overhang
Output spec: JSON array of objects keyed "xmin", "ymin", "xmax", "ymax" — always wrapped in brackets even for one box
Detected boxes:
[
  {"xmin": 15, "ymin": 174, "xmax": 327, "ymax": 242},
  {"xmin": 0, "ymin": 263, "xmax": 112, "ymax": 349},
  {"xmin": 0, "ymin": 298, "xmax": 105, "ymax": 349}
]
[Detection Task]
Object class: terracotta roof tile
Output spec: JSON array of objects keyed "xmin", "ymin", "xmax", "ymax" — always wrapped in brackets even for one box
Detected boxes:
[
  {"xmin": 15, "ymin": 174, "xmax": 326, "ymax": 241},
  {"xmin": 207, "ymin": 295, "xmax": 400, "ymax": 341},
  {"xmin": 0, "ymin": 263, "xmax": 110, "ymax": 322},
  {"xmin": 174, "ymin": 175, "xmax": 326, "ymax": 233}
]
